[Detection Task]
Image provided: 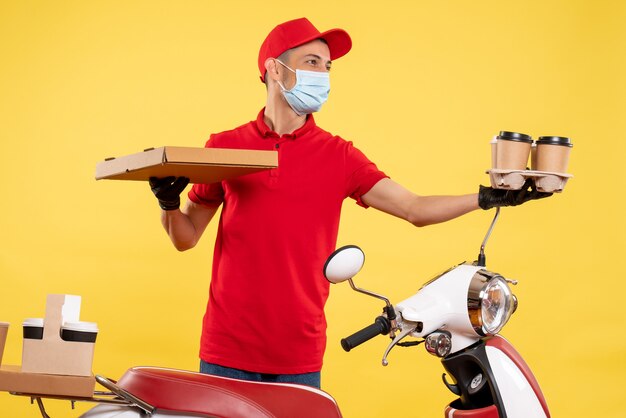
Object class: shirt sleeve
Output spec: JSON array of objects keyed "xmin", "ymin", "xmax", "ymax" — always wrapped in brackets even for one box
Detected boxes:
[
  {"xmin": 188, "ymin": 135, "xmax": 225, "ymax": 207},
  {"xmin": 344, "ymin": 142, "xmax": 389, "ymax": 208}
]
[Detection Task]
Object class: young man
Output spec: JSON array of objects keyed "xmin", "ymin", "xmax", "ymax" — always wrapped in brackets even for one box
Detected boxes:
[{"xmin": 149, "ymin": 18, "xmax": 549, "ymax": 388}]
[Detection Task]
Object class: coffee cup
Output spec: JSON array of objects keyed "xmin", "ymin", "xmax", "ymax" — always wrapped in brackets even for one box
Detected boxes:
[
  {"xmin": 535, "ymin": 136, "xmax": 573, "ymax": 173},
  {"xmin": 23, "ymin": 318, "xmax": 44, "ymax": 339},
  {"xmin": 495, "ymin": 131, "xmax": 533, "ymax": 170},
  {"xmin": 530, "ymin": 142, "xmax": 538, "ymax": 170},
  {"xmin": 61, "ymin": 321, "xmax": 98, "ymax": 343},
  {"xmin": 490, "ymin": 137, "xmax": 498, "ymax": 168},
  {"xmin": 0, "ymin": 322, "xmax": 9, "ymax": 366}
]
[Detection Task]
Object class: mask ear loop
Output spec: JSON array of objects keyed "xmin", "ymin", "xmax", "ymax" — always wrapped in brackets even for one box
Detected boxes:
[
  {"xmin": 274, "ymin": 59, "xmax": 296, "ymax": 92},
  {"xmin": 276, "ymin": 80, "xmax": 288, "ymax": 92},
  {"xmin": 275, "ymin": 59, "xmax": 296, "ymax": 74}
]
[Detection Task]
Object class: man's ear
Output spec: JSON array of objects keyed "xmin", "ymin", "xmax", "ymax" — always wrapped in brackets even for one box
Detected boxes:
[{"xmin": 265, "ymin": 58, "xmax": 280, "ymax": 82}]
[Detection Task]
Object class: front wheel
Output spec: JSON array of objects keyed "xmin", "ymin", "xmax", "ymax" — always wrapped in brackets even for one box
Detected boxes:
[{"xmin": 79, "ymin": 404, "xmax": 202, "ymax": 418}]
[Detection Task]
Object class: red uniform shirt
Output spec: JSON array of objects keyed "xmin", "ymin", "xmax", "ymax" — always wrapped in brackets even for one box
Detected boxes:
[{"xmin": 188, "ymin": 109, "xmax": 387, "ymax": 374}]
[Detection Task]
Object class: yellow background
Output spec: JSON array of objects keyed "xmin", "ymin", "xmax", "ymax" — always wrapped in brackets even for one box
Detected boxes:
[{"xmin": 1, "ymin": 1, "xmax": 624, "ymax": 417}]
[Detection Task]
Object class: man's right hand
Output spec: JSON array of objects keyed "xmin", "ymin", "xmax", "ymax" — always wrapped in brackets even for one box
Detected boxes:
[
  {"xmin": 478, "ymin": 179, "xmax": 552, "ymax": 210},
  {"xmin": 149, "ymin": 176, "xmax": 190, "ymax": 211}
]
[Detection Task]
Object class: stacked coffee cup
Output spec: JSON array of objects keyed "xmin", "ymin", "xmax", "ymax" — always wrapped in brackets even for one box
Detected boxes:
[{"xmin": 0, "ymin": 322, "xmax": 8, "ymax": 366}]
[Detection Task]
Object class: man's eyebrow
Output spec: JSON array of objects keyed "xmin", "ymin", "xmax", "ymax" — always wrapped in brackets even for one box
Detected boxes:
[{"xmin": 303, "ymin": 54, "xmax": 331, "ymax": 63}]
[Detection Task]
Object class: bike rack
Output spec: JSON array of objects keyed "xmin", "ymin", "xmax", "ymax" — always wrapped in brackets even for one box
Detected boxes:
[
  {"xmin": 10, "ymin": 375, "xmax": 155, "ymax": 418},
  {"xmin": 95, "ymin": 375, "xmax": 155, "ymax": 415}
]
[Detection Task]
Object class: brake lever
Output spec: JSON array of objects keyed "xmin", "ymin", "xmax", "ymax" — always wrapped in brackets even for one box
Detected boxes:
[{"xmin": 381, "ymin": 325, "xmax": 417, "ymax": 366}]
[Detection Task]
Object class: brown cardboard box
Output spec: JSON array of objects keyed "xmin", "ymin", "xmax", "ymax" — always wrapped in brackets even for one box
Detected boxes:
[
  {"xmin": 95, "ymin": 146, "xmax": 278, "ymax": 183},
  {"xmin": 0, "ymin": 365, "xmax": 95, "ymax": 398}
]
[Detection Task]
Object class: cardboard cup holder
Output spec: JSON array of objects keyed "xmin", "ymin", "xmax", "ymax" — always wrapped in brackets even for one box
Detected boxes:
[
  {"xmin": 21, "ymin": 294, "xmax": 97, "ymax": 376},
  {"xmin": 0, "ymin": 295, "xmax": 97, "ymax": 397},
  {"xmin": 487, "ymin": 169, "xmax": 573, "ymax": 193}
]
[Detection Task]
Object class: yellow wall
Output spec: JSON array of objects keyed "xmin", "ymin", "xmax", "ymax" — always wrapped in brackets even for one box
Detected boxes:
[{"xmin": 1, "ymin": 1, "xmax": 624, "ymax": 416}]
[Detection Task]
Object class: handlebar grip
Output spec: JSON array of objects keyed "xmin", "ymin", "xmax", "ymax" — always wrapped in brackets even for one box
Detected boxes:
[{"xmin": 341, "ymin": 316, "xmax": 391, "ymax": 352}]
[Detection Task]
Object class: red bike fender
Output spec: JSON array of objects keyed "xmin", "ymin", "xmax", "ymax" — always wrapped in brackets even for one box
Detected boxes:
[
  {"xmin": 486, "ymin": 336, "xmax": 550, "ymax": 418},
  {"xmin": 444, "ymin": 404, "xmax": 499, "ymax": 417}
]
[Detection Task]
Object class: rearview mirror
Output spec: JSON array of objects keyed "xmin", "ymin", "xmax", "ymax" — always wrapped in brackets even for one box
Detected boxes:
[{"xmin": 323, "ymin": 245, "xmax": 365, "ymax": 284}]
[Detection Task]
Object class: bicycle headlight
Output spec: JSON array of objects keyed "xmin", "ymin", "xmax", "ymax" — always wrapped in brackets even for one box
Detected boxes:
[{"xmin": 468, "ymin": 271, "xmax": 515, "ymax": 336}]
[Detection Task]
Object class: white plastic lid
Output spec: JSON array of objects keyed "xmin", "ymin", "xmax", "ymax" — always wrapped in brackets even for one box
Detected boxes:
[
  {"xmin": 23, "ymin": 318, "xmax": 44, "ymax": 327},
  {"xmin": 62, "ymin": 321, "xmax": 99, "ymax": 333},
  {"xmin": 0, "ymin": 321, "xmax": 9, "ymax": 327}
]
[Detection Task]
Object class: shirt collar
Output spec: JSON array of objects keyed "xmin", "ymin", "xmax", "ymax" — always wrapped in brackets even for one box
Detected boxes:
[{"xmin": 255, "ymin": 108, "xmax": 316, "ymax": 139}]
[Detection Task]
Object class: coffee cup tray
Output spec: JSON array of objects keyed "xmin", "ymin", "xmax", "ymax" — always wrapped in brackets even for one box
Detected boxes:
[
  {"xmin": 487, "ymin": 169, "xmax": 573, "ymax": 193},
  {"xmin": 0, "ymin": 295, "xmax": 97, "ymax": 398}
]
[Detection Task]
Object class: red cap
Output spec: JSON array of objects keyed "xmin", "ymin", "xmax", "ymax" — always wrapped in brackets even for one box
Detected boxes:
[{"xmin": 258, "ymin": 17, "xmax": 352, "ymax": 82}]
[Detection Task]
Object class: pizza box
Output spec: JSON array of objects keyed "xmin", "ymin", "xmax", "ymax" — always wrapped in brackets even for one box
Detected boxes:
[{"xmin": 95, "ymin": 146, "xmax": 278, "ymax": 184}]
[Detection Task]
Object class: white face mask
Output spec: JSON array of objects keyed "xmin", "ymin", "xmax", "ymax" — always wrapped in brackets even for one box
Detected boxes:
[{"xmin": 276, "ymin": 59, "xmax": 330, "ymax": 116}]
